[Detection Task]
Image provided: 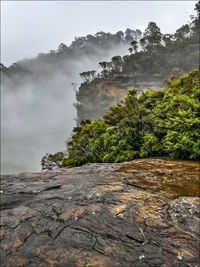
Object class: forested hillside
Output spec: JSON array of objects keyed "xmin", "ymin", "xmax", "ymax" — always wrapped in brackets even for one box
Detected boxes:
[
  {"xmin": 1, "ymin": 28, "xmax": 141, "ymax": 78},
  {"xmin": 76, "ymin": 4, "xmax": 199, "ymax": 122}
]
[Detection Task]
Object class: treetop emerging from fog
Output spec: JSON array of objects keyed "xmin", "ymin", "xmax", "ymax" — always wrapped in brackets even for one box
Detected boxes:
[{"xmin": 1, "ymin": 0, "xmax": 196, "ymax": 66}]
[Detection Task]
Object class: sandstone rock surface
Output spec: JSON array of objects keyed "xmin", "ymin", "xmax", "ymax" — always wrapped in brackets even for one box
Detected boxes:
[{"xmin": 0, "ymin": 158, "xmax": 199, "ymax": 266}]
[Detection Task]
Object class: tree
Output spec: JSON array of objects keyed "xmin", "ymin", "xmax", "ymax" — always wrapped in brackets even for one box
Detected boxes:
[
  {"xmin": 188, "ymin": 1, "xmax": 199, "ymax": 34},
  {"xmin": 86, "ymin": 34, "xmax": 98, "ymax": 44},
  {"xmin": 162, "ymin": 34, "xmax": 174, "ymax": 47},
  {"xmin": 143, "ymin": 22, "xmax": 162, "ymax": 47},
  {"xmin": 111, "ymin": 56, "xmax": 123, "ymax": 72},
  {"xmin": 135, "ymin": 29, "xmax": 142, "ymax": 41},
  {"xmin": 128, "ymin": 48, "xmax": 133, "ymax": 54},
  {"xmin": 139, "ymin": 37, "xmax": 147, "ymax": 51},
  {"xmin": 87, "ymin": 71, "xmax": 97, "ymax": 81},
  {"xmin": 125, "ymin": 29, "xmax": 142, "ymax": 42},
  {"xmin": 125, "ymin": 28, "xmax": 133, "ymax": 42},
  {"xmin": 57, "ymin": 43, "xmax": 68, "ymax": 52},
  {"xmin": 70, "ymin": 36, "xmax": 86, "ymax": 49},
  {"xmin": 99, "ymin": 61, "xmax": 108, "ymax": 70},
  {"xmin": 115, "ymin": 31, "xmax": 124, "ymax": 43},
  {"xmin": 95, "ymin": 31, "xmax": 110, "ymax": 44},
  {"xmin": 90, "ymin": 70, "xmax": 96, "ymax": 79},
  {"xmin": 174, "ymin": 24, "xmax": 190, "ymax": 42},
  {"xmin": 41, "ymin": 152, "xmax": 65, "ymax": 171},
  {"xmin": 99, "ymin": 62, "xmax": 110, "ymax": 77},
  {"xmin": 195, "ymin": 0, "xmax": 200, "ymax": 14},
  {"xmin": 79, "ymin": 71, "xmax": 93, "ymax": 83},
  {"xmin": 130, "ymin": 40, "xmax": 138, "ymax": 53}
]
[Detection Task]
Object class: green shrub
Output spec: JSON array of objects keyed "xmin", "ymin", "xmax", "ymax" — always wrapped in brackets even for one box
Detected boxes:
[{"xmin": 42, "ymin": 70, "xmax": 200, "ymax": 169}]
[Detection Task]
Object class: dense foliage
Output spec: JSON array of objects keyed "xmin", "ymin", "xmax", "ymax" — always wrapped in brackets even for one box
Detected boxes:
[{"xmin": 41, "ymin": 70, "xmax": 200, "ymax": 169}]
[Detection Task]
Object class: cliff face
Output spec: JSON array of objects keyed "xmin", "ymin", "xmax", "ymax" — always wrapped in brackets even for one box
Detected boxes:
[
  {"xmin": 1, "ymin": 158, "xmax": 199, "ymax": 267},
  {"xmin": 76, "ymin": 75, "xmax": 165, "ymax": 122}
]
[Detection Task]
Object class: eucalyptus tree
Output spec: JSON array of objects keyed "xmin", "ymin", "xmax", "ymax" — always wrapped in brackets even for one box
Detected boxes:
[
  {"xmin": 111, "ymin": 56, "xmax": 123, "ymax": 72},
  {"xmin": 139, "ymin": 37, "xmax": 147, "ymax": 51},
  {"xmin": 99, "ymin": 61, "xmax": 108, "ymax": 70},
  {"xmin": 143, "ymin": 22, "xmax": 162, "ymax": 47},
  {"xmin": 79, "ymin": 71, "xmax": 94, "ymax": 83}
]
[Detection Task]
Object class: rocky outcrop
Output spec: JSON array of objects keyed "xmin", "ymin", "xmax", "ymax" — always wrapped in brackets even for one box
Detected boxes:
[
  {"xmin": 76, "ymin": 75, "xmax": 165, "ymax": 122},
  {"xmin": 0, "ymin": 158, "xmax": 199, "ymax": 266}
]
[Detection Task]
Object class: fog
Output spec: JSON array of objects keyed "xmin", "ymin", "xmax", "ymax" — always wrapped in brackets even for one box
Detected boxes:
[
  {"xmin": 1, "ymin": 1, "xmax": 196, "ymax": 174},
  {"xmin": 1, "ymin": 42, "xmax": 130, "ymax": 174}
]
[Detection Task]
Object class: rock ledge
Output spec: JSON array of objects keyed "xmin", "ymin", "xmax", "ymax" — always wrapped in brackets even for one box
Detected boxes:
[{"xmin": 0, "ymin": 158, "xmax": 199, "ymax": 266}]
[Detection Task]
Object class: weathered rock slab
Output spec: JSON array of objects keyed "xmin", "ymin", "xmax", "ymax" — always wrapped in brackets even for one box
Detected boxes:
[{"xmin": 0, "ymin": 158, "xmax": 199, "ymax": 266}]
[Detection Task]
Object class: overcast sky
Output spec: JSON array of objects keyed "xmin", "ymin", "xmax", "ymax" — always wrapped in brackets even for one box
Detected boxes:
[{"xmin": 1, "ymin": 0, "xmax": 197, "ymax": 66}]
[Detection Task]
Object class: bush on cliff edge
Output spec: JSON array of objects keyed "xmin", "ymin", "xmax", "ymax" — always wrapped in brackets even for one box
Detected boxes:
[{"xmin": 41, "ymin": 70, "xmax": 200, "ymax": 169}]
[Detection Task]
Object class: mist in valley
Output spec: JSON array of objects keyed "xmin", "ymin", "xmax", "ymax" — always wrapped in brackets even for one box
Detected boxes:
[{"xmin": 1, "ymin": 40, "xmax": 130, "ymax": 174}]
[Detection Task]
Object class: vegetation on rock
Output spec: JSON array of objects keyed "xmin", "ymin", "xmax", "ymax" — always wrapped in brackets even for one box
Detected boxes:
[{"xmin": 41, "ymin": 70, "xmax": 200, "ymax": 169}]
